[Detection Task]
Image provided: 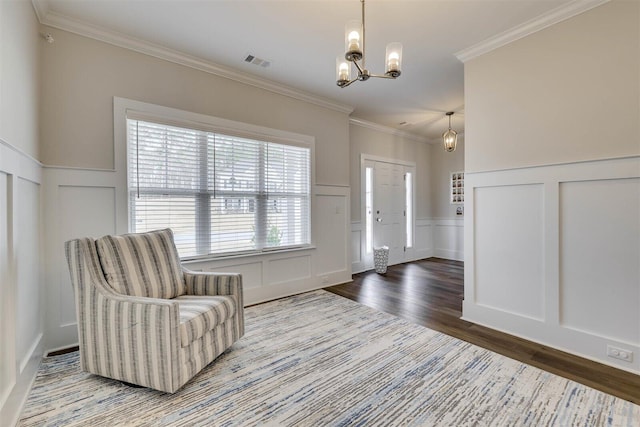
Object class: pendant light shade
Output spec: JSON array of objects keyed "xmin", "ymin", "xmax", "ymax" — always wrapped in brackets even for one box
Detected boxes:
[{"xmin": 443, "ymin": 112, "xmax": 457, "ymax": 152}]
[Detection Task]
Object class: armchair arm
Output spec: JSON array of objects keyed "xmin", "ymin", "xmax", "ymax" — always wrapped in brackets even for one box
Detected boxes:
[
  {"xmin": 88, "ymin": 293, "xmax": 181, "ymax": 392},
  {"xmin": 183, "ymin": 269, "xmax": 243, "ymax": 300},
  {"xmin": 182, "ymin": 269, "xmax": 245, "ymax": 339}
]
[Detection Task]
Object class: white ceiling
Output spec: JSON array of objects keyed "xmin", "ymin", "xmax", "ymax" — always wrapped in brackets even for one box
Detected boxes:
[{"xmin": 34, "ymin": 0, "xmax": 582, "ymax": 140}]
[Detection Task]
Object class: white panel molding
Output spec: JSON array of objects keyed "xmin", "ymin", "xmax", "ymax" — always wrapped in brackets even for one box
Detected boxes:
[
  {"xmin": 31, "ymin": 4, "xmax": 353, "ymax": 115},
  {"xmin": 412, "ymin": 218, "xmax": 434, "ymax": 261},
  {"xmin": 42, "ymin": 166, "xmax": 120, "ymax": 352},
  {"xmin": 0, "ymin": 139, "xmax": 43, "ymax": 427},
  {"xmin": 267, "ymin": 255, "xmax": 312, "ymax": 286},
  {"xmin": 432, "ymin": 218, "xmax": 463, "ymax": 261},
  {"xmin": 464, "ymin": 155, "xmax": 640, "ymax": 373},
  {"xmin": 559, "ymin": 178, "xmax": 640, "ymax": 343},
  {"xmin": 455, "ymin": 0, "xmax": 610, "ymax": 62},
  {"xmin": 350, "ymin": 221, "xmax": 369, "ymax": 274}
]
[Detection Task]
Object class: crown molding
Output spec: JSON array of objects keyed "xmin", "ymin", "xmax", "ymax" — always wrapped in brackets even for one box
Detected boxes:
[
  {"xmin": 349, "ymin": 118, "xmax": 429, "ymax": 143},
  {"xmin": 455, "ymin": 0, "xmax": 610, "ymax": 63},
  {"xmin": 31, "ymin": 0, "xmax": 49, "ymax": 22},
  {"xmin": 31, "ymin": 2, "xmax": 354, "ymax": 115}
]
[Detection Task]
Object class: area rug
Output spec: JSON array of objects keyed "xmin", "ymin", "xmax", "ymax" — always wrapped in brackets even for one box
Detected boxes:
[{"xmin": 18, "ymin": 290, "xmax": 640, "ymax": 426}]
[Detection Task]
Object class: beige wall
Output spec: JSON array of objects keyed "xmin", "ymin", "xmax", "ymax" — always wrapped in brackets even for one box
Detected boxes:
[
  {"xmin": 40, "ymin": 27, "xmax": 350, "ymax": 186},
  {"xmin": 0, "ymin": 0, "xmax": 40, "ymax": 158},
  {"xmin": 465, "ymin": 0, "xmax": 639, "ymax": 172},
  {"xmin": 430, "ymin": 137, "xmax": 464, "ymax": 219},
  {"xmin": 349, "ymin": 123, "xmax": 431, "ymax": 221}
]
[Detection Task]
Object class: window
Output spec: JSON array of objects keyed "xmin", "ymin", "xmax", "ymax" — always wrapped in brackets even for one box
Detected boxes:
[
  {"xmin": 365, "ymin": 166, "xmax": 373, "ymax": 254},
  {"xmin": 128, "ymin": 118, "xmax": 311, "ymax": 259},
  {"xmin": 405, "ymin": 171, "xmax": 413, "ymax": 248}
]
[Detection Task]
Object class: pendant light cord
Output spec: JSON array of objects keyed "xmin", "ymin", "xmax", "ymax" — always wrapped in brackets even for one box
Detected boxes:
[{"xmin": 361, "ymin": 0, "xmax": 366, "ymax": 70}]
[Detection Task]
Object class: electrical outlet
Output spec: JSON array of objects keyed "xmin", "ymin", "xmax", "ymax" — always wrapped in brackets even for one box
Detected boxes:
[
  {"xmin": 321, "ymin": 275, "xmax": 329, "ymax": 284},
  {"xmin": 607, "ymin": 345, "xmax": 633, "ymax": 363}
]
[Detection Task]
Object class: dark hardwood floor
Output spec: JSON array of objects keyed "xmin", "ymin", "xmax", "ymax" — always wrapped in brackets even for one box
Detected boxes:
[{"xmin": 326, "ymin": 258, "xmax": 640, "ymax": 405}]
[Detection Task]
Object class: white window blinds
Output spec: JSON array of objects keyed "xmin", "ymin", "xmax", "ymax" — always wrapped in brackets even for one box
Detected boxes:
[{"xmin": 128, "ymin": 118, "xmax": 311, "ymax": 258}]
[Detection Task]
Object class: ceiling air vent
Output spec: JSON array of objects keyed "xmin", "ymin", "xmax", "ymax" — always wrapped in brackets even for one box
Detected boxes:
[{"xmin": 244, "ymin": 54, "xmax": 271, "ymax": 68}]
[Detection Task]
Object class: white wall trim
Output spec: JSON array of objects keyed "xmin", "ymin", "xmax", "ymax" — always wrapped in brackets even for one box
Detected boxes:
[
  {"xmin": 19, "ymin": 333, "xmax": 43, "ymax": 374},
  {"xmin": 349, "ymin": 118, "xmax": 428, "ymax": 143},
  {"xmin": 0, "ymin": 139, "xmax": 44, "ymax": 427},
  {"xmin": 0, "ymin": 345, "xmax": 41, "ymax": 427},
  {"xmin": 455, "ymin": 0, "xmax": 610, "ymax": 62},
  {"xmin": 31, "ymin": 3, "xmax": 354, "ymax": 115},
  {"xmin": 433, "ymin": 218, "xmax": 464, "ymax": 261},
  {"xmin": 0, "ymin": 137, "xmax": 42, "ymax": 169},
  {"xmin": 464, "ymin": 155, "xmax": 640, "ymax": 373}
]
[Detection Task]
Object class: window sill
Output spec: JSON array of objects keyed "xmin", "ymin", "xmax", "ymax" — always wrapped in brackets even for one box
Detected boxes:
[{"xmin": 181, "ymin": 245, "xmax": 316, "ymax": 265}]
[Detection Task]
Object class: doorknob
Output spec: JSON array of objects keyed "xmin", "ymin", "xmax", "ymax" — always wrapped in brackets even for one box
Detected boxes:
[{"xmin": 376, "ymin": 218, "xmax": 382, "ymax": 222}]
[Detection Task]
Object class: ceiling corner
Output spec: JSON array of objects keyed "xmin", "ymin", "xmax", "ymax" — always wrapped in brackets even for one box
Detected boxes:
[{"xmin": 31, "ymin": 0, "xmax": 50, "ymax": 23}]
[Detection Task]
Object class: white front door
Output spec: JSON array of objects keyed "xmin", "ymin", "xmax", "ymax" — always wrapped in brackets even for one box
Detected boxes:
[
  {"xmin": 373, "ymin": 161, "xmax": 406, "ymax": 265},
  {"xmin": 362, "ymin": 159, "xmax": 415, "ymax": 270}
]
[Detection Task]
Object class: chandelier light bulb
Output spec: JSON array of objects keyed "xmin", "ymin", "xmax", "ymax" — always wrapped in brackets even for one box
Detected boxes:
[
  {"xmin": 336, "ymin": 57, "xmax": 352, "ymax": 86},
  {"xmin": 345, "ymin": 20, "xmax": 363, "ymax": 61}
]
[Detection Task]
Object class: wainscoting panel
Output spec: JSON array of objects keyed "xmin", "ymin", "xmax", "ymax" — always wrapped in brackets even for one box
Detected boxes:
[
  {"xmin": 15, "ymin": 178, "xmax": 43, "ymax": 372},
  {"xmin": 474, "ymin": 184, "xmax": 544, "ymax": 320},
  {"xmin": 267, "ymin": 255, "xmax": 312, "ymax": 285},
  {"xmin": 207, "ymin": 262, "xmax": 263, "ymax": 290},
  {"xmin": 432, "ymin": 219, "xmax": 463, "ymax": 261},
  {"xmin": 559, "ymin": 178, "xmax": 640, "ymax": 344},
  {"xmin": 0, "ymin": 171, "xmax": 13, "ymax": 410},
  {"xmin": 314, "ymin": 192, "xmax": 348, "ymax": 276},
  {"xmin": 43, "ymin": 167, "xmax": 121, "ymax": 351},
  {"xmin": 464, "ymin": 156, "xmax": 640, "ymax": 373},
  {"xmin": 56, "ymin": 185, "xmax": 117, "ymax": 326},
  {"xmin": 351, "ymin": 225, "xmax": 362, "ymax": 266},
  {"xmin": 414, "ymin": 219, "xmax": 434, "ymax": 256},
  {"xmin": 0, "ymin": 140, "xmax": 43, "ymax": 426}
]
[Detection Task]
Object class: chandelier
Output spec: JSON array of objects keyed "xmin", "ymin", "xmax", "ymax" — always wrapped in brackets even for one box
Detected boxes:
[
  {"xmin": 443, "ymin": 112, "xmax": 458, "ymax": 152},
  {"xmin": 336, "ymin": 0, "xmax": 403, "ymax": 88}
]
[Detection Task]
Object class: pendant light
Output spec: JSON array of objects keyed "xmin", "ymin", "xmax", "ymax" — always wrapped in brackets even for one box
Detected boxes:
[{"xmin": 443, "ymin": 112, "xmax": 457, "ymax": 152}]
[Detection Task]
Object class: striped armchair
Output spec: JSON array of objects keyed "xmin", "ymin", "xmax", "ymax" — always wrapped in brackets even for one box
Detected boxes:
[{"xmin": 65, "ymin": 228, "xmax": 244, "ymax": 393}]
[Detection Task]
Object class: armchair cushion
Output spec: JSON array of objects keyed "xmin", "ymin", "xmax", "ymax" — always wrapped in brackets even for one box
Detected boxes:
[
  {"xmin": 96, "ymin": 228, "xmax": 185, "ymax": 299},
  {"xmin": 175, "ymin": 295, "xmax": 237, "ymax": 347}
]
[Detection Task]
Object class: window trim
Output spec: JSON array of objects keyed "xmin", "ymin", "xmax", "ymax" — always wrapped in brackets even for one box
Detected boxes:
[{"xmin": 114, "ymin": 97, "xmax": 316, "ymax": 260}]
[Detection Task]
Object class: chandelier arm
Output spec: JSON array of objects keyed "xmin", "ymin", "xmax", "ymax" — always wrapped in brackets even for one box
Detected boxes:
[
  {"xmin": 352, "ymin": 60, "xmax": 364, "ymax": 75},
  {"xmin": 368, "ymin": 73, "xmax": 397, "ymax": 79},
  {"xmin": 341, "ymin": 78, "xmax": 359, "ymax": 88}
]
